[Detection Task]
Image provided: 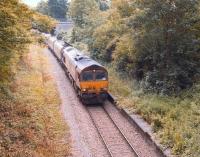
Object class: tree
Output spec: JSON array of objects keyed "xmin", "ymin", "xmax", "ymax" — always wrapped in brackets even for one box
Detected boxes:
[
  {"xmin": 0, "ymin": 0, "xmax": 32, "ymax": 85},
  {"xmin": 0, "ymin": 0, "xmax": 56, "ymax": 88},
  {"xmin": 132, "ymin": 0, "xmax": 200, "ymax": 93},
  {"xmin": 69, "ymin": 0, "xmax": 101, "ymax": 44},
  {"xmin": 69, "ymin": 0, "xmax": 200, "ymax": 94},
  {"xmin": 89, "ymin": 0, "xmax": 134, "ymax": 61},
  {"xmin": 36, "ymin": 1, "xmax": 49, "ymax": 15},
  {"xmin": 32, "ymin": 12, "xmax": 57, "ymax": 33},
  {"xmin": 48, "ymin": 0, "xmax": 68, "ymax": 19},
  {"xmin": 70, "ymin": 0, "xmax": 98, "ymax": 28}
]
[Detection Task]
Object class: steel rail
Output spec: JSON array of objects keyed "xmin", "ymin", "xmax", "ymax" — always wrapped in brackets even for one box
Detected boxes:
[
  {"xmin": 102, "ymin": 105, "xmax": 140, "ymax": 157},
  {"xmin": 48, "ymin": 46, "xmax": 139, "ymax": 157},
  {"xmin": 86, "ymin": 107, "xmax": 114, "ymax": 157},
  {"xmin": 47, "ymin": 43, "xmax": 164, "ymax": 157}
]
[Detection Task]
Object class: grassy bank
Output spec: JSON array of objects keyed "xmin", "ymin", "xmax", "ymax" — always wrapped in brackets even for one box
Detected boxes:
[
  {"xmin": 66, "ymin": 26, "xmax": 199, "ymax": 156},
  {"xmin": 0, "ymin": 45, "xmax": 71, "ymax": 157},
  {"xmin": 107, "ymin": 65, "xmax": 200, "ymax": 157}
]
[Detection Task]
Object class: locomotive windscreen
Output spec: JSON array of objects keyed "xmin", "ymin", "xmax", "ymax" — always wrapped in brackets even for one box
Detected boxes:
[
  {"xmin": 95, "ymin": 71, "xmax": 107, "ymax": 81},
  {"xmin": 82, "ymin": 71, "xmax": 93, "ymax": 81},
  {"xmin": 81, "ymin": 70, "xmax": 107, "ymax": 81}
]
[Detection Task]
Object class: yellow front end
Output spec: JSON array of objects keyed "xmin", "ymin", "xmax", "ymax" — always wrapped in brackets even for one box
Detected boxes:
[
  {"xmin": 80, "ymin": 81, "xmax": 108, "ymax": 104},
  {"xmin": 80, "ymin": 81, "xmax": 108, "ymax": 94}
]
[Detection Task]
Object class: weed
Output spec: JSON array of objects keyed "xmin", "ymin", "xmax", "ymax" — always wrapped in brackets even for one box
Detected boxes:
[
  {"xmin": 0, "ymin": 45, "xmax": 71, "ymax": 157},
  {"xmin": 107, "ymin": 66, "xmax": 200, "ymax": 156}
]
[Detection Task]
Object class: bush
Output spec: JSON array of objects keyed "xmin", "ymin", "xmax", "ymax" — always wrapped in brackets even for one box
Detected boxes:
[
  {"xmin": 107, "ymin": 65, "xmax": 200, "ymax": 156},
  {"xmin": 113, "ymin": 34, "xmax": 135, "ymax": 74},
  {"xmin": 0, "ymin": 44, "xmax": 71, "ymax": 157},
  {"xmin": 132, "ymin": 0, "xmax": 200, "ymax": 93},
  {"xmin": 32, "ymin": 12, "xmax": 57, "ymax": 33}
]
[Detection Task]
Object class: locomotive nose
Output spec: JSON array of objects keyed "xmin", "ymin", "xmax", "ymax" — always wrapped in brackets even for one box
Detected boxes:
[{"xmin": 81, "ymin": 83, "xmax": 108, "ymax": 93}]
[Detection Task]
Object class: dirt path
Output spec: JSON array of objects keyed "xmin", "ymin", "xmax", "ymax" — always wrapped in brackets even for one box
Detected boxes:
[{"xmin": 43, "ymin": 48, "xmax": 110, "ymax": 157}]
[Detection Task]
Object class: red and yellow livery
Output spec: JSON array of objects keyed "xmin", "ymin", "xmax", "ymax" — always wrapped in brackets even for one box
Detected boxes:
[{"xmin": 46, "ymin": 36, "xmax": 108, "ymax": 104}]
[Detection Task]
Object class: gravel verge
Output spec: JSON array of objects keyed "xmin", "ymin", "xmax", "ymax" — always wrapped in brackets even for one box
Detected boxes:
[{"xmin": 43, "ymin": 48, "xmax": 110, "ymax": 157}]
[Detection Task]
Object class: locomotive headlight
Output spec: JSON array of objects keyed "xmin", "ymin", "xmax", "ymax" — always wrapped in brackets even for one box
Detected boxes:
[
  {"xmin": 101, "ymin": 87, "xmax": 108, "ymax": 91},
  {"xmin": 83, "ymin": 88, "xmax": 87, "ymax": 92}
]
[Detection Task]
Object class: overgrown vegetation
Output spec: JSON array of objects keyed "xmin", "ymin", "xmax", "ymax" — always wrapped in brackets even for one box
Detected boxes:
[
  {"xmin": 132, "ymin": 0, "xmax": 200, "ymax": 93},
  {"xmin": 0, "ymin": 1, "xmax": 70, "ymax": 156},
  {"xmin": 0, "ymin": 0, "xmax": 32, "ymax": 86},
  {"xmin": 70, "ymin": 0, "xmax": 200, "ymax": 94},
  {"xmin": 32, "ymin": 12, "xmax": 57, "ymax": 33},
  {"xmin": 0, "ymin": 44, "xmax": 71, "ymax": 156},
  {"xmin": 107, "ymin": 65, "xmax": 200, "ymax": 156},
  {"xmin": 0, "ymin": 0, "xmax": 56, "ymax": 88},
  {"xmin": 69, "ymin": 0, "xmax": 200, "ymax": 156},
  {"xmin": 36, "ymin": 0, "xmax": 69, "ymax": 19}
]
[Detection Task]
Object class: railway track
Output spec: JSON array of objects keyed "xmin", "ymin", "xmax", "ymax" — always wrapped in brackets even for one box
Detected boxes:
[
  {"xmin": 86, "ymin": 105, "xmax": 139, "ymax": 157},
  {"xmin": 47, "ymin": 47, "xmax": 165, "ymax": 157}
]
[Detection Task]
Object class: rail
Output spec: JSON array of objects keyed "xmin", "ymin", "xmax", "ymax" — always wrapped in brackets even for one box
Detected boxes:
[
  {"xmin": 102, "ymin": 106, "xmax": 140, "ymax": 157},
  {"xmin": 86, "ymin": 106, "xmax": 139, "ymax": 157},
  {"xmin": 87, "ymin": 108, "xmax": 114, "ymax": 157}
]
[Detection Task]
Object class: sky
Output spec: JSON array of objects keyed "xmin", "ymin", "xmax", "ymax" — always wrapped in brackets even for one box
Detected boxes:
[
  {"xmin": 22, "ymin": 0, "xmax": 71, "ymax": 7},
  {"xmin": 22, "ymin": 0, "xmax": 44, "ymax": 7}
]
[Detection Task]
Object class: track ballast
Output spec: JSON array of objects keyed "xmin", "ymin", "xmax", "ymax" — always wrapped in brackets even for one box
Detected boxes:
[{"xmin": 87, "ymin": 105, "xmax": 139, "ymax": 157}]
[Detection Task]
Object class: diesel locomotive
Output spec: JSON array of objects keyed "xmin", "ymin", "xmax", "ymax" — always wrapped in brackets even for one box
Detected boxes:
[{"xmin": 46, "ymin": 35, "xmax": 108, "ymax": 104}]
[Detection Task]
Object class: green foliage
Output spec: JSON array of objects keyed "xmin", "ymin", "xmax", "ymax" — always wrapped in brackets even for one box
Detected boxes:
[
  {"xmin": 69, "ymin": 0, "xmax": 105, "ymax": 52},
  {"xmin": 113, "ymin": 34, "xmax": 136, "ymax": 74},
  {"xmin": 0, "ymin": 45, "xmax": 71, "ymax": 156},
  {"xmin": 36, "ymin": 1, "xmax": 49, "ymax": 15},
  {"xmin": 32, "ymin": 12, "xmax": 57, "ymax": 33},
  {"xmin": 116, "ymin": 0, "xmax": 134, "ymax": 17},
  {"xmin": 0, "ymin": 0, "xmax": 32, "ymax": 85},
  {"xmin": 107, "ymin": 65, "xmax": 200, "ymax": 156},
  {"xmin": 36, "ymin": 0, "xmax": 68, "ymax": 19},
  {"xmin": 89, "ymin": 21, "xmax": 119, "ymax": 61},
  {"xmin": 71, "ymin": 0, "xmax": 200, "ymax": 94},
  {"xmin": 131, "ymin": 0, "xmax": 200, "ymax": 93},
  {"xmin": 48, "ymin": 0, "xmax": 68, "ymax": 19},
  {"xmin": 89, "ymin": 0, "xmax": 134, "ymax": 62},
  {"xmin": 69, "ymin": 0, "xmax": 200, "ymax": 155},
  {"xmin": 70, "ymin": 0, "xmax": 99, "ymax": 28},
  {"xmin": 0, "ymin": 0, "xmax": 57, "ymax": 87}
]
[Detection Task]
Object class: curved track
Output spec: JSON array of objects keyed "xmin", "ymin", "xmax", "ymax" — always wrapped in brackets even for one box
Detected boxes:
[{"xmin": 86, "ymin": 106, "xmax": 139, "ymax": 157}]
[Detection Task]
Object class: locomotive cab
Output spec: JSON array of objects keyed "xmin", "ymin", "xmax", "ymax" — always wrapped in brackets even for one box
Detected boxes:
[{"xmin": 79, "ymin": 66, "xmax": 108, "ymax": 104}]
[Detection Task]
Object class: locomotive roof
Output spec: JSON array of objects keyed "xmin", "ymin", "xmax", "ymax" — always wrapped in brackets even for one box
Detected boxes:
[
  {"xmin": 76, "ymin": 56, "xmax": 103, "ymax": 71},
  {"xmin": 63, "ymin": 46, "xmax": 105, "ymax": 73}
]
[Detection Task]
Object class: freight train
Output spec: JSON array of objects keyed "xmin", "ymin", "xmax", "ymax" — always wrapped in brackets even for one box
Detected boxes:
[{"xmin": 45, "ymin": 35, "xmax": 109, "ymax": 104}]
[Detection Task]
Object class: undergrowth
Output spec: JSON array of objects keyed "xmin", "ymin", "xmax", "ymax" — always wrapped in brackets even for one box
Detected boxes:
[
  {"xmin": 0, "ymin": 45, "xmax": 71, "ymax": 157},
  {"xmin": 107, "ymin": 65, "xmax": 200, "ymax": 157},
  {"xmin": 66, "ymin": 26, "xmax": 200, "ymax": 157}
]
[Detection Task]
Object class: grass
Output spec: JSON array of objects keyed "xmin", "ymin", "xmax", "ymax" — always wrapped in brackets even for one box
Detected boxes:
[
  {"xmin": 107, "ymin": 65, "xmax": 200, "ymax": 157},
  {"xmin": 64, "ymin": 27, "xmax": 200, "ymax": 156},
  {"xmin": 0, "ymin": 44, "xmax": 71, "ymax": 157}
]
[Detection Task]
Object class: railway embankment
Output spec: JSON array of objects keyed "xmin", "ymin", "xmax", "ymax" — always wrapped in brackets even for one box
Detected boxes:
[
  {"xmin": 107, "ymin": 66, "xmax": 200, "ymax": 157},
  {"xmin": 0, "ymin": 44, "xmax": 71, "ymax": 157},
  {"xmin": 56, "ymin": 23, "xmax": 200, "ymax": 156},
  {"xmin": 46, "ymin": 21, "xmax": 199, "ymax": 156},
  {"xmin": 44, "ymin": 44, "xmax": 165, "ymax": 157},
  {"xmin": 63, "ymin": 30, "xmax": 200, "ymax": 156},
  {"xmin": 108, "ymin": 94, "xmax": 170, "ymax": 157}
]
